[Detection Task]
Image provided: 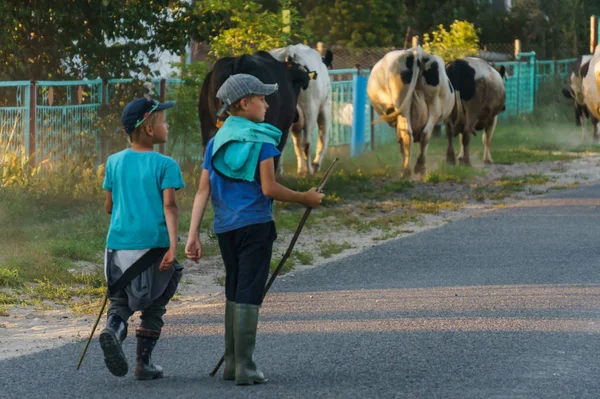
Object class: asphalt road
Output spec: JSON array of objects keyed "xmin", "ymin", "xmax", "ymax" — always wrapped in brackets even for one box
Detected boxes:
[{"xmin": 2, "ymin": 184, "xmax": 600, "ymax": 398}]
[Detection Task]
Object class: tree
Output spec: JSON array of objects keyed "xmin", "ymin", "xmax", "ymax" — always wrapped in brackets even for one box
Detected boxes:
[
  {"xmin": 191, "ymin": 0, "xmax": 305, "ymax": 58},
  {"xmin": 0, "ymin": 0, "xmax": 204, "ymax": 80},
  {"xmin": 301, "ymin": 0, "xmax": 409, "ymax": 48},
  {"xmin": 422, "ymin": 20, "xmax": 480, "ymax": 61}
]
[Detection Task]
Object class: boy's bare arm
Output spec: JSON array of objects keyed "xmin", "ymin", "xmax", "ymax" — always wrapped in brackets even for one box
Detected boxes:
[
  {"xmin": 188, "ymin": 169, "xmax": 211, "ymax": 237},
  {"xmin": 163, "ymin": 188, "xmax": 179, "ymax": 257},
  {"xmin": 104, "ymin": 191, "xmax": 113, "ymax": 214},
  {"xmin": 260, "ymin": 158, "xmax": 324, "ymax": 207}
]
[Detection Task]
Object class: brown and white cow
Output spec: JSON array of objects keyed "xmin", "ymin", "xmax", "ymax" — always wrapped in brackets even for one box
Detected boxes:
[
  {"xmin": 562, "ymin": 55, "xmax": 599, "ymax": 140},
  {"xmin": 367, "ymin": 47, "xmax": 455, "ymax": 176},
  {"xmin": 445, "ymin": 57, "xmax": 506, "ymax": 165},
  {"xmin": 581, "ymin": 45, "xmax": 600, "ymax": 139}
]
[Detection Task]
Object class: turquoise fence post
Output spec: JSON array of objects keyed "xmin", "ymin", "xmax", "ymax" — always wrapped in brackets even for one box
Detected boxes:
[
  {"xmin": 529, "ymin": 52, "xmax": 536, "ymax": 113},
  {"xmin": 351, "ymin": 70, "xmax": 367, "ymax": 157},
  {"xmin": 28, "ymin": 80, "xmax": 36, "ymax": 166}
]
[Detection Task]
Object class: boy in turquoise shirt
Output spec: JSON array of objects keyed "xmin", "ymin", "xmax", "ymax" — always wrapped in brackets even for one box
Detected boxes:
[
  {"xmin": 101, "ymin": 98, "xmax": 185, "ymax": 380},
  {"xmin": 186, "ymin": 74, "xmax": 324, "ymax": 385}
]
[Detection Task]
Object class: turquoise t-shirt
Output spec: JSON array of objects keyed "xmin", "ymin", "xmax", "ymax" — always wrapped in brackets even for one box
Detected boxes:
[{"xmin": 103, "ymin": 149, "xmax": 185, "ymax": 250}]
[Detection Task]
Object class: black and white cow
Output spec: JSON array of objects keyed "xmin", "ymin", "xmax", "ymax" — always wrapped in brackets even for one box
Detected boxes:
[
  {"xmin": 198, "ymin": 51, "xmax": 313, "ymax": 170},
  {"xmin": 563, "ymin": 55, "xmax": 599, "ymax": 140},
  {"xmin": 367, "ymin": 47, "xmax": 455, "ymax": 176},
  {"xmin": 270, "ymin": 44, "xmax": 332, "ymax": 176},
  {"xmin": 445, "ymin": 57, "xmax": 506, "ymax": 165}
]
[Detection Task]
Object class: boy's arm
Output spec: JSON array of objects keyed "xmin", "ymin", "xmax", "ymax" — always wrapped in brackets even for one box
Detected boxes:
[
  {"xmin": 260, "ymin": 158, "xmax": 323, "ymax": 207},
  {"xmin": 186, "ymin": 169, "xmax": 211, "ymax": 263},
  {"xmin": 104, "ymin": 191, "xmax": 113, "ymax": 214},
  {"xmin": 160, "ymin": 188, "xmax": 179, "ymax": 271}
]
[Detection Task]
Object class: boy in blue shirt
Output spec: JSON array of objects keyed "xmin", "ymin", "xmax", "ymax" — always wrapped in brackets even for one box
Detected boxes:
[
  {"xmin": 100, "ymin": 98, "xmax": 185, "ymax": 380},
  {"xmin": 185, "ymin": 74, "xmax": 324, "ymax": 385}
]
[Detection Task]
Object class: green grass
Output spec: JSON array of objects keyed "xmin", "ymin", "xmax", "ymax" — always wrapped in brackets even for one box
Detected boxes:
[
  {"xmin": 270, "ymin": 257, "xmax": 296, "ymax": 275},
  {"xmin": 0, "ymin": 268, "xmax": 22, "ymax": 288},
  {"xmin": 492, "ymin": 148, "xmax": 577, "ymax": 164},
  {"xmin": 0, "ymin": 304, "xmax": 9, "ymax": 317},
  {"xmin": 293, "ymin": 250, "xmax": 314, "ymax": 265},
  {"xmin": 424, "ymin": 164, "xmax": 486, "ymax": 184},
  {"xmin": 319, "ymin": 241, "xmax": 353, "ymax": 258},
  {"xmin": 215, "ymin": 274, "xmax": 226, "ymax": 287}
]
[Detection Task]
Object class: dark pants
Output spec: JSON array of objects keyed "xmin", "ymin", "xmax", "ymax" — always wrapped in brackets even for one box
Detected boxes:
[
  {"xmin": 217, "ymin": 221, "xmax": 277, "ymax": 306},
  {"xmin": 107, "ymin": 267, "xmax": 182, "ymax": 333}
]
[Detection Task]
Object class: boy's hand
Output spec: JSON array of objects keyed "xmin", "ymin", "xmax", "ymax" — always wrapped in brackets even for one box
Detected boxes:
[
  {"xmin": 159, "ymin": 248, "xmax": 176, "ymax": 272},
  {"xmin": 304, "ymin": 187, "xmax": 325, "ymax": 208},
  {"xmin": 185, "ymin": 236, "xmax": 202, "ymax": 264}
]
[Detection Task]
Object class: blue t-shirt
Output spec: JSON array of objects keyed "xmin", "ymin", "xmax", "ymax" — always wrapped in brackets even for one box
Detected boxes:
[
  {"xmin": 202, "ymin": 138, "xmax": 280, "ymax": 234},
  {"xmin": 103, "ymin": 149, "xmax": 185, "ymax": 250}
]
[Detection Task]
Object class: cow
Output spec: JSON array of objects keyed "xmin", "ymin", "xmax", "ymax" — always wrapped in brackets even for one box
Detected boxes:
[
  {"xmin": 198, "ymin": 51, "xmax": 313, "ymax": 171},
  {"xmin": 583, "ymin": 45, "xmax": 600, "ymax": 130},
  {"xmin": 270, "ymin": 44, "xmax": 332, "ymax": 176},
  {"xmin": 367, "ymin": 46, "xmax": 455, "ymax": 176},
  {"xmin": 445, "ymin": 57, "xmax": 506, "ymax": 165},
  {"xmin": 562, "ymin": 55, "xmax": 599, "ymax": 140}
]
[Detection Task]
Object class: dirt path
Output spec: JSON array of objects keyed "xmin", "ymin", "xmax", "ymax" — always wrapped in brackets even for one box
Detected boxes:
[{"xmin": 2, "ymin": 153, "xmax": 600, "ymax": 361}]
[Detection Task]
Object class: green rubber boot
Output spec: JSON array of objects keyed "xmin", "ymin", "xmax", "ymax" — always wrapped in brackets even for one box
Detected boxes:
[
  {"xmin": 223, "ymin": 300, "xmax": 236, "ymax": 380},
  {"xmin": 99, "ymin": 313, "xmax": 128, "ymax": 377},
  {"xmin": 234, "ymin": 303, "xmax": 266, "ymax": 385}
]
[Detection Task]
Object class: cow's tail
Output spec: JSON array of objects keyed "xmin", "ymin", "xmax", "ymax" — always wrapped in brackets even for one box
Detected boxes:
[{"xmin": 381, "ymin": 48, "xmax": 421, "ymax": 124}]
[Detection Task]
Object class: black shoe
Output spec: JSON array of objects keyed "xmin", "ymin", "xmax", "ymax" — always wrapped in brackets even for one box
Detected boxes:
[
  {"xmin": 134, "ymin": 328, "xmax": 164, "ymax": 380},
  {"xmin": 99, "ymin": 314, "xmax": 128, "ymax": 377}
]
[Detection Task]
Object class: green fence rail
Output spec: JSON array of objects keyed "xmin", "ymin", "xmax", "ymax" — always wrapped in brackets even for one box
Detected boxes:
[{"xmin": 0, "ymin": 81, "xmax": 31, "ymax": 157}]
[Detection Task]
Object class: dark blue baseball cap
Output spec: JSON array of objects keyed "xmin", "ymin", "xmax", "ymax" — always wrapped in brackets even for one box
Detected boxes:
[{"xmin": 121, "ymin": 98, "xmax": 175, "ymax": 134}]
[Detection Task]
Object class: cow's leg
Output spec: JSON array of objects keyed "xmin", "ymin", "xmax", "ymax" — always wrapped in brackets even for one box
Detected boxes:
[
  {"xmin": 396, "ymin": 116, "xmax": 413, "ymax": 177},
  {"xmin": 446, "ymin": 125, "xmax": 456, "ymax": 165},
  {"xmin": 415, "ymin": 132, "xmax": 430, "ymax": 176},
  {"xmin": 459, "ymin": 132, "xmax": 472, "ymax": 166},
  {"xmin": 312, "ymin": 105, "xmax": 330, "ymax": 174},
  {"xmin": 290, "ymin": 128, "xmax": 307, "ymax": 177},
  {"xmin": 457, "ymin": 134, "xmax": 464, "ymax": 162},
  {"xmin": 593, "ymin": 116, "xmax": 600, "ymax": 141},
  {"xmin": 483, "ymin": 116, "xmax": 498, "ymax": 164},
  {"xmin": 301, "ymin": 109, "xmax": 318, "ymax": 176}
]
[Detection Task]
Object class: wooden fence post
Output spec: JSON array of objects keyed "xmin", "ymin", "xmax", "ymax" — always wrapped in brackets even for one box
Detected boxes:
[
  {"xmin": 100, "ymin": 80, "xmax": 109, "ymax": 164},
  {"xmin": 514, "ymin": 39, "xmax": 521, "ymax": 58},
  {"xmin": 591, "ymin": 15, "xmax": 598, "ymax": 54},
  {"xmin": 159, "ymin": 78, "xmax": 166, "ymax": 154},
  {"xmin": 411, "ymin": 36, "xmax": 419, "ymax": 48},
  {"xmin": 28, "ymin": 81, "xmax": 36, "ymax": 166}
]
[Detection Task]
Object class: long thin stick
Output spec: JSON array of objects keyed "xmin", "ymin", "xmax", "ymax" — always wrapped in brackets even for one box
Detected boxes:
[
  {"xmin": 77, "ymin": 290, "xmax": 108, "ymax": 370},
  {"xmin": 209, "ymin": 158, "xmax": 339, "ymax": 377}
]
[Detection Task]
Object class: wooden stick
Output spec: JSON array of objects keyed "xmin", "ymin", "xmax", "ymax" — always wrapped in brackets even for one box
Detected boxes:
[
  {"xmin": 209, "ymin": 158, "xmax": 339, "ymax": 377},
  {"xmin": 77, "ymin": 290, "xmax": 108, "ymax": 370}
]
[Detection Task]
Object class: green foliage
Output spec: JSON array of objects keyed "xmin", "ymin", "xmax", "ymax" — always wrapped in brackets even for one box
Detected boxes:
[
  {"xmin": 193, "ymin": 0, "xmax": 301, "ymax": 58},
  {"xmin": 423, "ymin": 20, "xmax": 480, "ymax": 61},
  {"xmin": 0, "ymin": 1, "xmax": 204, "ymax": 80},
  {"xmin": 302, "ymin": 0, "xmax": 408, "ymax": 48},
  {"xmin": 165, "ymin": 61, "xmax": 210, "ymax": 166}
]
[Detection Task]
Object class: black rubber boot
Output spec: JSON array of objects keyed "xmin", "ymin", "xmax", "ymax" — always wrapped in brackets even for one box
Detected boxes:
[
  {"xmin": 223, "ymin": 300, "xmax": 236, "ymax": 380},
  {"xmin": 99, "ymin": 313, "xmax": 129, "ymax": 377},
  {"xmin": 234, "ymin": 303, "xmax": 265, "ymax": 385},
  {"xmin": 134, "ymin": 328, "xmax": 164, "ymax": 380}
]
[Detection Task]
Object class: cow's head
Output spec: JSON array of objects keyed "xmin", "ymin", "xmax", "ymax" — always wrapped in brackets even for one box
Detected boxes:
[
  {"xmin": 283, "ymin": 57, "xmax": 315, "ymax": 93},
  {"xmin": 322, "ymin": 50, "xmax": 333, "ymax": 69},
  {"xmin": 496, "ymin": 65, "xmax": 507, "ymax": 80}
]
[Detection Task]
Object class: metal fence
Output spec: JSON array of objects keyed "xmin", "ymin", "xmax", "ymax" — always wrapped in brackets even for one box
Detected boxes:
[{"xmin": 0, "ymin": 53, "xmax": 583, "ymax": 165}]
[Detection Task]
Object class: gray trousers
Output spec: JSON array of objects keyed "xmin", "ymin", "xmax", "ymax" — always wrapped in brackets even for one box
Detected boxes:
[{"xmin": 107, "ymin": 267, "xmax": 181, "ymax": 333}]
